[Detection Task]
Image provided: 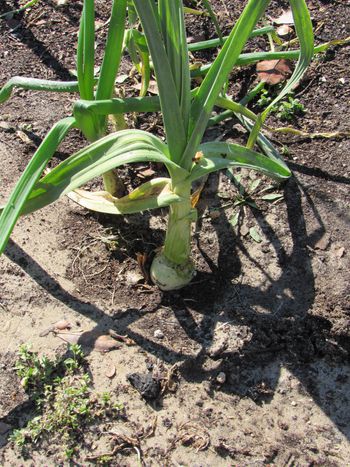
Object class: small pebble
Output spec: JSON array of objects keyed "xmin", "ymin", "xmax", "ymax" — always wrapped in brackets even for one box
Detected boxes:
[
  {"xmin": 154, "ymin": 329, "xmax": 164, "ymax": 339},
  {"xmin": 216, "ymin": 372, "xmax": 226, "ymax": 384},
  {"xmin": 291, "ymin": 401, "xmax": 297, "ymax": 407}
]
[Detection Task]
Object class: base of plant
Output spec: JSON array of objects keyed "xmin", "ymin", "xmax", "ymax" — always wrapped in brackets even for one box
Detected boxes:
[{"xmin": 150, "ymin": 250, "xmax": 195, "ymax": 291}]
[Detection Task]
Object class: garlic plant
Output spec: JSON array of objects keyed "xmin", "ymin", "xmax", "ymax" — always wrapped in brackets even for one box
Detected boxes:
[{"xmin": 0, "ymin": 0, "xmax": 314, "ymax": 291}]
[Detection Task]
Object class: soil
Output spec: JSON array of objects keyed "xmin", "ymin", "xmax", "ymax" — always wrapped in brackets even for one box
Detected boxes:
[{"xmin": 1, "ymin": 0, "xmax": 350, "ymax": 465}]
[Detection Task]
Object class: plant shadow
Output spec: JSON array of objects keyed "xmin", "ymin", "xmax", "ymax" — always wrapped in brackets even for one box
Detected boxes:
[{"xmin": 1, "ymin": 173, "xmax": 349, "ymax": 446}]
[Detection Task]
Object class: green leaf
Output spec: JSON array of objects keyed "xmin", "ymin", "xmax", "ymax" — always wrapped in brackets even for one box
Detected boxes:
[
  {"xmin": 187, "ymin": 141, "xmax": 291, "ymax": 183},
  {"xmin": 201, "ymin": 0, "xmax": 223, "ymax": 43},
  {"xmin": 1, "ymin": 131, "xmax": 188, "ymax": 224},
  {"xmin": 77, "ymin": 0, "xmax": 95, "ymax": 100},
  {"xmin": 249, "ymin": 227, "xmax": 262, "ymax": 243},
  {"xmin": 0, "ymin": 77, "xmax": 81, "ymax": 104},
  {"xmin": 182, "ymin": 0, "xmax": 270, "ymax": 168},
  {"xmin": 133, "ymin": 0, "xmax": 187, "ymax": 163},
  {"xmin": 248, "ymin": 179, "xmax": 261, "ymax": 193},
  {"xmin": 230, "ymin": 211, "xmax": 240, "ymax": 227},
  {"xmin": 263, "ymin": 0, "xmax": 314, "ymax": 119},
  {"xmin": 260, "ymin": 193, "xmax": 284, "ymax": 202},
  {"xmin": 0, "ymin": 117, "xmax": 76, "ymax": 254}
]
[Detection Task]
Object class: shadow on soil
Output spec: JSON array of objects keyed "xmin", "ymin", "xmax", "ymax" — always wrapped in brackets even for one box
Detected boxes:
[{"xmin": 2, "ymin": 174, "xmax": 349, "ymax": 445}]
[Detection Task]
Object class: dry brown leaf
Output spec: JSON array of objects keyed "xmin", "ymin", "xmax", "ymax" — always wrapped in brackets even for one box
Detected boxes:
[
  {"xmin": 90, "ymin": 335, "xmax": 121, "ymax": 352},
  {"xmin": 54, "ymin": 319, "xmax": 71, "ymax": 331},
  {"xmin": 276, "ymin": 25, "xmax": 293, "ymax": 37},
  {"xmin": 109, "ymin": 329, "xmax": 136, "ymax": 346},
  {"xmin": 56, "ymin": 331, "xmax": 121, "ymax": 352},
  {"xmin": 256, "ymin": 59, "xmax": 293, "ymax": 85},
  {"xmin": 272, "ymin": 9, "xmax": 294, "ymax": 25},
  {"xmin": 136, "ymin": 252, "xmax": 150, "ymax": 283},
  {"xmin": 106, "ymin": 365, "xmax": 116, "ymax": 379},
  {"xmin": 133, "ymin": 80, "xmax": 158, "ymax": 95},
  {"xmin": 335, "ymin": 247, "xmax": 345, "ymax": 258}
]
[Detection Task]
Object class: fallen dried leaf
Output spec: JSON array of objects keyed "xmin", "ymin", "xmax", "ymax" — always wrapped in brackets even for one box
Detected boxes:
[
  {"xmin": 272, "ymin": 9, "xmax": 294, "ymax": 25},
  {"xmin": 136, "ymin": 252, "xmax": 150, "ymax": 282},
  {"xmin": 257, "ymin": 59, "xmax": 293, "ymax": 85},
  {"xmin": 91, "ymin": 335, "xmax": 121, "ymax": 352},
  {"xmin": 56, "ymin": 331, "xmax": 121, "ymax": 352},
  {"xmin": 54, "ymin": 319, "xmax": 71, "ymax": 331},
  {"xmin": 138, "ymin": 168, "xmax": 156, "ymax": 178},
  {"xmin": 133, "ymin": 80, "xmax": 158, "ymax": 94},
  {"xmin": 175, "ymin": 421, "xmax": 210, "ymax": 452},
  {"xmin": 16, "ymin": 130, "xmax": 32, "ymax": 144},
  {"xmin": 109, "ymin": 329, "xmax": 135, "ymax": 346},
  {"xmin": 106, "ymin": 365, "xmax": 116, "ymax": 379},
  {"xmin": 276, "ymin": 25, "xmax": 293, "ymax": 37},
  {"xmin": 335, "ymin": 246, "xmax": 345, "ymax": 258}
]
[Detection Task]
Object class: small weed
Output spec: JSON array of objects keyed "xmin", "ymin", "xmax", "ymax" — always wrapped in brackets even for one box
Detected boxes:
[
  {"xmin": 10, "ymin": 344, "xmax": 124, "ymax": 461},
  {"xmin": 275, "ymin": 95, "xmax": 305, "ymax": 122},
  {"xmin": 257, "ymin": 88, "xmax": 305, "ymax": 121}
]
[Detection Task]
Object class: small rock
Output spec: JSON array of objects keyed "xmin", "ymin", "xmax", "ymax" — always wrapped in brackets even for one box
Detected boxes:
[
  {"xmin": 339, "ymin": 77, "xmax": 346, "ymax": 85},
  {"xmin": 216, "ymin": 372, "xmax": 226, "ymax": 384},
  {"xmin": 291, "ymin": 401, "xmax": 297, "ymax": 407},
  {"xmin": 240, "ymin": 225, "xmax": 249, "ymax": 237},
  {"xmin": 209, "ymin": 210, "xmax": 221, "ymax": 220},
  {"xmin": 154, "ymin": 329, "xmax": 164, "ymax": 339},
  {"xmin": 125, "ymin": 270, "xmax": 143, "ymax": 285},
  {"xmin": 0, "ymin": 122, "xmax": 12, "ymax": 131},
  {"xmin": 276, "ymin": 25, "xmax": 293, "ymax": 37},
  {"xmin": 335, "ymin": 246, "xmax": 345, "ymax": 258},
  {"xmin": 106, "ymin": 365, "xmax": 116, "ymax": 379},
  {"xmin": 314, "ymin": 234, "xmax": 330, "ymax": 251},
  {"xmin": 127, "ymin": 372, "xmax": 161, "ymax": 400}
]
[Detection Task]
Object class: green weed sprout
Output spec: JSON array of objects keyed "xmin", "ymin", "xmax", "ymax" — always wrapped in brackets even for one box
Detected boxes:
[{"xmin": 0, "ymin": 0, "xmax": 315, "ymax": 291}]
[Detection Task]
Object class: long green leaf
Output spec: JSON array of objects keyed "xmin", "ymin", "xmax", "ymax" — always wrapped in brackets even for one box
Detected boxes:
[
  {"xmin": 0, "ymin": 77, "xmax": 81, "ymax": 104},
  {"xmin": 5, "ymin": 130, "xmax": 188, "ymax": 219},
  {"xmin": 263, "ymin": 0, "xmax": 314, "ymax": 118},
  {"xmin": 158, "ymin": 0, "xmax": 191, "ymax": 133},
  {"xmin": 201, "ymin": 0, "xmax": 223, "ymax": 43},
  {"xmin": 182, "ymin": 0, "xmax": 270, "ymax": 168},
  {"xmin": 96, "ymin": 0, "xmax": 127, "ymax": 101},
  {"xmin": 0, "ymin": 117, "xmax": 76, "ymax": 254},
  {"xmin": 133, "ymin": 0, "xmax": 186, "ymax": 163},
  {"xmin": 77, "ymin": 0, "xmax": 95, "ymax": 100},
  {"xmin": 187, "ymin": 141, "xmax": 291, "ymax": 183},
  {"xmin": 187, "ymin": 26, "xmax": 274, "ymax": 52}
]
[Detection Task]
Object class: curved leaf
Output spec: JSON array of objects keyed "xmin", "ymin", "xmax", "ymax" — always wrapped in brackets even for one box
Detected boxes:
[
  {"xmin": 0, "ymin": 77, "xmax": 81, "ymax": 104},
  {"xmin": 2, "ymin": 130, "xmax": 188, "ymax": 223},
  {"xmin": 0, "ymin": 117, "xmax": 76, "ymax": 254},
  {"xmin": 67, "ymin": 178, "xmax": 182, "ymax": 215},
  {"xmin": 187, "ymin": 142, "xmax": 291, "ymax": 183}
]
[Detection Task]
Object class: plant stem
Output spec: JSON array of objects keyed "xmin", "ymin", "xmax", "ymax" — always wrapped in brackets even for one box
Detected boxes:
[
  {"xmin": 150, "ymin": 181, "xmax": 195, "ymax": 290},
  {"xmin": 163, "ymin": 182, "xmax": 193, "ymax": 265}
]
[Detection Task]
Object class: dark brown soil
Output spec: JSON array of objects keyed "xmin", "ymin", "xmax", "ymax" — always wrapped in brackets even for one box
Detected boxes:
[{"xmin": 0, "ymin": 0, "xmax": 349, "ymax": 465}]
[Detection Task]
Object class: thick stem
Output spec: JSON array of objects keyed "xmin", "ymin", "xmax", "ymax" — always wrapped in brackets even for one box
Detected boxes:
[{"xmin": 150, "ymin": 182, "xmax": 196, "ymax": 290}]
